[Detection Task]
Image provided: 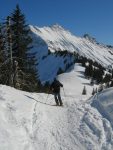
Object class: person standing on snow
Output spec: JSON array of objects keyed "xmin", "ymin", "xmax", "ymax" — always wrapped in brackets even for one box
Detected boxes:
[{"xmin": 51, "ymin": 78, "xmax": 63, "ymax": 106}]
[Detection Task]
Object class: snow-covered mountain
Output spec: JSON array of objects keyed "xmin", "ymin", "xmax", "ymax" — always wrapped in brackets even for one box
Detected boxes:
[
  {"xmin": 0, "ymin": 64, "xmax": 113, "ymax": 150},
  {"xmin": 30, "ymin": 24, "xmax": 113, "ymax": 68},
  {"xmin": 29, "ymin": 24, "xmax": 113, "ymax": 82}
]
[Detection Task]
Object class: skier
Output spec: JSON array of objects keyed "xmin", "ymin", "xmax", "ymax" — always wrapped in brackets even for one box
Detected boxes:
[{"xmin": 51, "ymin": 78, "xmax": 63, "ymax": 106}]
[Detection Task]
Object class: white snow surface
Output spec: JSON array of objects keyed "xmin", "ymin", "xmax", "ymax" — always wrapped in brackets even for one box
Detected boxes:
[{"xmin": 1, "ymin": 64, "xmax": 113, "ymax": 150}]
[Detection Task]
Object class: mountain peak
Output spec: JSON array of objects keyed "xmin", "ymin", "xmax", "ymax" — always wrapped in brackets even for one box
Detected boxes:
[
  {"xmin": 50, "ymin": 23, "xmax": 64, "ymax": 30},
  {"xmin": 83, "ymin": 34, "xmax": 97, "ymax": 43}
]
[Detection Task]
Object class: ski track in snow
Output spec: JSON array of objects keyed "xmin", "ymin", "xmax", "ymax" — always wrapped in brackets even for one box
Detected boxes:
[{"xmin": 0, "ymin": 64, "xmax": 113, "ymax": 150}]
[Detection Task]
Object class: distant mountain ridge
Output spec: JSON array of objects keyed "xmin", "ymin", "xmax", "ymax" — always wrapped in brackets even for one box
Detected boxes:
[
  {"xmin": 29, "ymin": 24, "xmax": 113, "ymax": 82},
  {"xmin": 30, "ymin": 24, "xmax": 113, "ymax": 67}
]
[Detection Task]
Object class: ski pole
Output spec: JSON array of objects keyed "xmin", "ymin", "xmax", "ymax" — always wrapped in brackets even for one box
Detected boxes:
[
  {"xmin": 45, "ymin": 87, "xmax": 51, "ymax": 104},
  {"xmin": 63, "ymin": 87, "xmax": 66, "ymax": 97},
  {"xmin": 45, "ymin": 93, "xmax": 49, "ymax": 104}
]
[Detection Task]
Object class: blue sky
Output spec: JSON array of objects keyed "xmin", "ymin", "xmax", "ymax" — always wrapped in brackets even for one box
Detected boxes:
[{"xmin": 0, "ymin": 0, "xmax": 113, "ymax": 45}]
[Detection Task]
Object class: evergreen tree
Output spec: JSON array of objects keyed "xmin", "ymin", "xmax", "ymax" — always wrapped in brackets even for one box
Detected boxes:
[
  {"xmin": 92, "ymin": 88, "xmax": 95, "ymax": 95},
  {"xmin": 10, "ymin": 4, "xmax": 38, "ymax": 91},
  {"xmin": 0, "ymin": 23, "xmax": 6, "ymax": 84},
  {"xmin": 11, "ymin": 5, "xmax": 30, "ymax": 62},
  {"xmin": 85, "ymin": 63, "xmax": 93, "ymax": 78},
  {"xmin": 105, "ymin": 82, "xmax": 110, "ymax": 89},
  {"xmin": 5, "ymin": 16, "xmax": 13, "ymax": 60},
  {"xmin": 103, "ymin": 73, "xmax": 111, "ymax": 83},
  {"xmin": 0, "ymin": 23, "xmax": 5, "ymax": 65},
  {"xmin": 98, "ymin": 84, "xmax": 103, "ymax": 92},
  {"xmin": 110, "ymin": 80, "xmax": 113, "ymax": 87},
  {"xmin": 90, "ymin": 78, "xmax": 94, "ymax": 85},
  {"xmin": 82, "ymin": 86, "xmax": 87, "ymax": 95},
  {"xmin": 84, "ymin": 66, "xmax": 89, "ymax": 77},
  {"xmin": 95, "ymin": 88, "xmax": 98, "ymax": 93},
  {"xmin": 5, "ymin": 16, "xmax": 14, "ymax": 86},
  {"xmin": 93, "ymin": 68, "xmax": 103, "ymax": 84}
]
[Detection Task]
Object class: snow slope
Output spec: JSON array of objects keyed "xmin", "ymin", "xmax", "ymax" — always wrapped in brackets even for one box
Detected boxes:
[
  {"xmin": 1, "ymin": 64, "xmax": 113, "ymax": 150},
  {"xmin": 30, "ymin": 24, "xmax": 113, "ymax": 68},
  {"xmin": 92, "ymin": 87, "xmax": 113, "ymax": 128}
]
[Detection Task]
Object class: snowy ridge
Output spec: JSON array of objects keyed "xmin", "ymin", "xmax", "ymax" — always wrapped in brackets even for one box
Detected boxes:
[
  {"xmin": 30, "ymin": 24, "xmax": 113, "ymax": 68},
  {"xmin": 0, "ymin": 64, "xmax": 113, "ymax": 150}
]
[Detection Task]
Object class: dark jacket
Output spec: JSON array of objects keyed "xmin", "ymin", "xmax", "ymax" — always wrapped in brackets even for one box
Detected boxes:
[{"xmin": 51, "ymin": 80, "xmax": 63, "ymax": 93}]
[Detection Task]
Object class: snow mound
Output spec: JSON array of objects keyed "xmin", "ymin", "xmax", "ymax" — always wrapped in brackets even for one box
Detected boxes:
[{"xmin": 92, "ymin": 87, "xmax": 113, "ymax": 128}]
